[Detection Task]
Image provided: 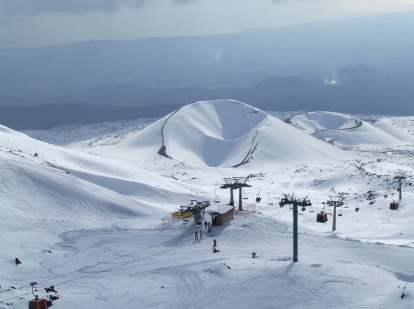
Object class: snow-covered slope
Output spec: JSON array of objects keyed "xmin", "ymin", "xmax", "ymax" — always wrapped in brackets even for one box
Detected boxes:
[
  {"xmin": 289, "ymin": 111, "xmax": 414, "ymax": 149},
  {"xmin": 1, "ymin": 105, "xmax": 414, "ymax": 309},
  {"xmin": 0, "ymin": 125, "xmax": 199, "ymax": 222},
  {"xmin": 97, "ymin": 100, "xmax": 349, "ymax": 167}
]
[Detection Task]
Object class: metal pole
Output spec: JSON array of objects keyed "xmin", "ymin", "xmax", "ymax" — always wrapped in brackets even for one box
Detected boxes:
[
  {"xmin": 332, "ymin": 202, "xmax": 337, "ymax": 232},
  {"xmin": 239, "ymin": 188, "xmax": 243, "ymax": 211},
  {"xmin": 230, "ymin": 188, "xmax": 234, "ymax": 206},
  {"xmin": 293, "ymin": 202, "xmax": 298, "ymax": 262},
  {"xmin": 398, "ymin": 178, "xmax": 402, "ymax": 200}
]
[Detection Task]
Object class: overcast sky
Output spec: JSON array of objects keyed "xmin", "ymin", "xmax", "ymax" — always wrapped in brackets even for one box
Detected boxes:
[{"xmin": 1, "ymin": 0, "xmax": 414, "ymax": 49}]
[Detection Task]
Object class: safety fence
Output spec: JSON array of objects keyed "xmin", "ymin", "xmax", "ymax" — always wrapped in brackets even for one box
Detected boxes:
[{"xmin": 233, "ymin": 203, "xmax": 256, "ymax": 216}]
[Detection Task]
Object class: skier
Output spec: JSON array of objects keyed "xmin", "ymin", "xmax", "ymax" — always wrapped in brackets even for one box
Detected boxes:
[
  {"xmin": 199, "ymin": 229, "xmax": 203, "ymax": 240},
  {"xmin": 195, "ymin": 231, "xmax": 198, "ymax": 241},
  {"xmin": 213, "ymin": 238, "xmax": 217, "ymax": 247},
  {"xmin": 204, "ymin": 220, "xmax": 208, "ymax": 229},
  {"xmin": 15, "ymin": 258, "xmax": 21, "ymax": 265}
]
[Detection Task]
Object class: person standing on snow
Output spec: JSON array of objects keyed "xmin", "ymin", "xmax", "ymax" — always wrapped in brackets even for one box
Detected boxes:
[
  {"xmin": 195, "ymin": 231, "xmax": 198, "ymax": 241},
  {"xmin": 199, "ymin": 230, "xmax": 203, "ymax": 240},
  {"xmin": 213, "ymin": 238, "xmax": 217, "ymax": 247},
  {"xmin": 204, "ymin": 220, "xmax": 208, "ymax": 229}
]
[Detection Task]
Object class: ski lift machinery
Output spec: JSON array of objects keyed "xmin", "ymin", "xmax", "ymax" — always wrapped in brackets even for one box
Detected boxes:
[{"xmin": 171, "ymin": 200, "xmax": 210, "ymax": 224}]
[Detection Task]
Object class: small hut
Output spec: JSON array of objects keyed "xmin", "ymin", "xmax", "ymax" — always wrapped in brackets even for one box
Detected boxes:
[
  {"xmin": 316, "ymin": 211, "xmax": 328, "ymax": 223},
  {"xmin": 29, "ymin": 298, "xmax": 48, "ymax": 309},
  {"xmin": 390, "ymin": 201, "xmax": 398, "ymax": 210},
  {"xmin": 209, "ymin": 205, "xmax": 234, "ymax": 226}
]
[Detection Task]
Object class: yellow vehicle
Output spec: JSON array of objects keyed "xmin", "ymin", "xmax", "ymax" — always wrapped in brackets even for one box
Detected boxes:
[
  {"xmin": 172, "ymin": 210, "xmax": 193, "ymax": 218},
  {"xmin": 171, "ymin": 200, "xmax": 210, "ymax": 223}
]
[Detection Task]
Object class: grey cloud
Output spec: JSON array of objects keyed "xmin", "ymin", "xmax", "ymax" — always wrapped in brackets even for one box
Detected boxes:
[
  {"xmin": 172, "ymin": 0, "xmax": 197, "ymax": 4},
  {"xmin": 0, "ymin": 0, "xmax": 149, "ymax": 17},
  {"xmin": 271, "ymin": 0, "xmax": 317, "ymax": 3}
]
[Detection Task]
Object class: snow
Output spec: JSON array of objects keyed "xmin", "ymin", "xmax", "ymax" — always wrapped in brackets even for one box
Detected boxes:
[
  {"xmin": 93, "ymin": 100, "xmax": 349, "ymax": 167},
  {"xmin": 289, "ymin": 111, "xmax": 360, "ymax": 133},
  {"xmin": 209, "ymin": 204, "xmax": 235, "ymax": 214},
  {"xmin": 1, "ymin": 99, "xmax": 414, "ymax": 309},
  {"xmin": 289, "ymin": 111, "xmax": 414, "ymax": 151}
]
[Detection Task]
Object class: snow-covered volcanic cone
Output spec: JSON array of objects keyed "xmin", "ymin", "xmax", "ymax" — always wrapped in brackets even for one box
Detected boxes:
[
  {"xmin": 288, "ymin": 111, "xmax": 414, "ymax": 149},
  {"xmin": 109, "ymin": 100, "xmax": 348, "ymax": 167},
  {"xmin": 288, "ymin": 111, "xmax": 361, "ymax": 134}
]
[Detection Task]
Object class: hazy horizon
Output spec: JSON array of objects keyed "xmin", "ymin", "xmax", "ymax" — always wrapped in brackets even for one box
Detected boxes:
[
  {"xmin": 1, "ymin": 2, "xmax": 413, "ymax": 126},
  {"xmin": 1, "ymin": 0, "xmax": 414, "ymax": 49}
]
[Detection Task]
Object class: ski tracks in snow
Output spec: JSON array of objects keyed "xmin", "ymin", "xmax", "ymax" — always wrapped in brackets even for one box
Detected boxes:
[
  {"xmin": 171, "ymin": 268, "xmax": 204, "ymax": 307},
  {"xmin": 155, "ymin": 266, "xmax": 205, "ymax": 308}
]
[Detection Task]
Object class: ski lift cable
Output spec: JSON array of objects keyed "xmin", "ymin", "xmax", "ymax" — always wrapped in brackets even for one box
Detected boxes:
[
  {"xmin": 264, "ymin": 208, "xmax": 292, "ymax": 217},
  {"xmin": 214, "ymin": 190, "xmax": 229, "ymax": 199},
  {"xmin": 1, "ymin": 197, "xmax": 299, "ymax": 303}
]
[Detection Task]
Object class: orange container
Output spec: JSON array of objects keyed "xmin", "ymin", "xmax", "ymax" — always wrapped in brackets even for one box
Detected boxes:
[{"xmin": 29, "ymin": 298, "xmax": 47, "ymax": 309}]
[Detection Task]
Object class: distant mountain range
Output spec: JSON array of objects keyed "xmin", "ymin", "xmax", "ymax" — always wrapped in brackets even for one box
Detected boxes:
[
  {"xmin": 0, "ymin": 103, "xmax": 181, "ymax": 130},
  {"xmin": 1, "ymin": 10, "xmax": 414, "ymax": 127}
]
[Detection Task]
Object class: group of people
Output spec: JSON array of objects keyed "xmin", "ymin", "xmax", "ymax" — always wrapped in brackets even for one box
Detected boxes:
[
  {"xmin": 194, "ymin": 229, "xmax": 204, "ymax": 240},
  {"xmin": 195, "ymin": 220, "xmax": 213, "ymax": 241},
  {"xmin": 203, "ymin": 220, "xmax": 211, "ymax": 230},
  {"xmin": 212, "ymin": 239, "xmax": 219, "ymax": 253},
  {"xmin": 193, "ymin": 220, "xmax": 218, "ymax": 253}
]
